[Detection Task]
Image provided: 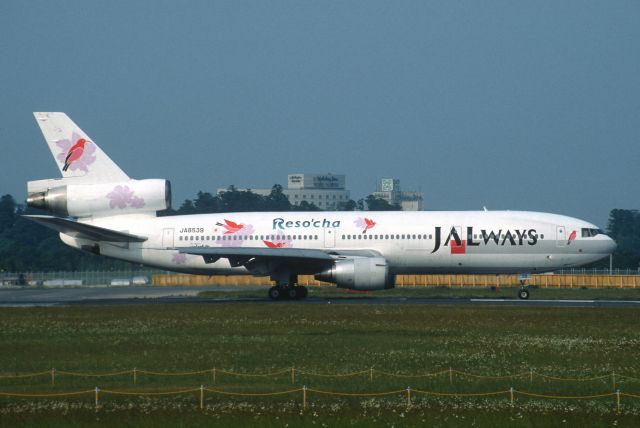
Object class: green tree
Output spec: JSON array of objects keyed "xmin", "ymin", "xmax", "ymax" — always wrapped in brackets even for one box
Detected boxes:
[
  {"xmin": 292, "ymin": 201, "xmax": 321, "ymax": 211},
  {"xmin": 607, "ymin": 209, "xmax": 640, "ymax": 269},
  {"xmin": 365, "ymin": 195, "xmax": 401, "ymax": 211},
  {"xmin": 338, "ymin": 199, "xmax": 357, "ymax": 211},
  {"xmin": 0, "ymin": 194, "xmax": 17, "ymax": 234},
  {"xmin": 265, "ymin": 184, "xmax": 291, "ymax": 211},
  {"xmin": 193, "ymin": 191, "xmax": 219, "ymax": 213}
]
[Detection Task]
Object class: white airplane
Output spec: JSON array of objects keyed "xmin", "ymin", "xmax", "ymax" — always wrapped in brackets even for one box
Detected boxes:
[{"xmin": 25, "ymin": 112, "xmax": 616, "ymax": 300}]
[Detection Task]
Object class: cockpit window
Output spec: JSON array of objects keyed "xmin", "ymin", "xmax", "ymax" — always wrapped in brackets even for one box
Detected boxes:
[{"xmin": 581, "ymin": 228, "xmax": 604, "ymax": 237}]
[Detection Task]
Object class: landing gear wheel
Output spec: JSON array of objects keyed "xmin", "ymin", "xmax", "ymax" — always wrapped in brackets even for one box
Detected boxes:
[
  {"xmin": 287, "ymin": 287, "xmax": 298, "ymax": 300},
  {"xmin": 518, "ymin": 289, "xmax": 530, "ymax": 300},
  {"xmin": 268, "ymin": 286, "xmax": 282, "ymax": 300}
]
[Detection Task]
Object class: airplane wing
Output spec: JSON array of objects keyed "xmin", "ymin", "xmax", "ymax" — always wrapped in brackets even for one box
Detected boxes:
[
  {"xmin": 23, "ymin": 215, "xmax": 148, "ymax": 243},
  {"xmin": 179, "ymin": 246, "xmax": 335, "ymax": 267},
  {"xmin": 179, "ymin": 246, "xmax": 381, "ymax": 268}
]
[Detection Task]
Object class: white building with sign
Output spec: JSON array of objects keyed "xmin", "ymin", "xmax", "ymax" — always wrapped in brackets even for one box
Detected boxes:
[
  {"xmin": 218, "ymin": 173, "xmax": 351, "ymax": 210},
  {"xmin": 373, "ymin": 178, "xmax": 424, "ymax": 211}
]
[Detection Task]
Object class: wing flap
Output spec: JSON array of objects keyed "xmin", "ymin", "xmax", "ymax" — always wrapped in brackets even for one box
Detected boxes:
[
  {"xmin": 23, "ymin": 215, "xmax": 147, "ymax": 243},
  {"xmin": 179, "ymin": 246, "xmax": 335, "ymax": 261}
]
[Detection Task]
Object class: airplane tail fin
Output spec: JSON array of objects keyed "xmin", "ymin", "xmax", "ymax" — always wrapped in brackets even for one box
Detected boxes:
[
  {"xmin": 28, "ymin": 113, "xmax": 171, "ymax": 218},
  {"xmin": 33, "ymin": 112, "xmax": 129, "ymax": 183}
]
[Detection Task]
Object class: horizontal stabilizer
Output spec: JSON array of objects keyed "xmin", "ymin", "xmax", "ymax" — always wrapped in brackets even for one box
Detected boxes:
[{"xmin": 23, "ymin": 215, "xmax": 147, "ymax": 243}]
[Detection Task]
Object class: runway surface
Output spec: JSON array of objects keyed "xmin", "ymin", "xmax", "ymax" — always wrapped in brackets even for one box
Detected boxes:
[{"xmin": 1, "ymin": 286, "xmax": 640, "ymax": 308}]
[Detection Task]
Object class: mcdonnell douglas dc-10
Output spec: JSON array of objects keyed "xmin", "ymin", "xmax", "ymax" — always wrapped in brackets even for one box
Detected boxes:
[{"xmin": 25, "ymin": 113, "xmax": 616, "ymax": 299}]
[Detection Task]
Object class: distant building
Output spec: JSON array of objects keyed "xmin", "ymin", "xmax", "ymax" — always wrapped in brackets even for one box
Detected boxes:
[
  {"xmin": 218, "ymin": 173, "xmax": 351, "ymax": 210},
  {"xmin": 372, "ymin": 178, "xmax": 424, "ymax": 211}
]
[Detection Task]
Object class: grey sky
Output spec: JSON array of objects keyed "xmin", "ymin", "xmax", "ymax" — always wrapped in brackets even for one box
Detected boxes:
[{"xmin": 1, "ymin": 1, "xmax": 638, "ymax": 228}]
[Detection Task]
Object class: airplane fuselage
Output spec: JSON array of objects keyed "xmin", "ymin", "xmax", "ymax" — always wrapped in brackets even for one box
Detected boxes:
[
  {"xmin": 27, "ymin": 112, "xmax": 617, "ymax": 299},
  {"xmin": 63, "ymin": 210, "xmax": 615, "ymax": 276}
]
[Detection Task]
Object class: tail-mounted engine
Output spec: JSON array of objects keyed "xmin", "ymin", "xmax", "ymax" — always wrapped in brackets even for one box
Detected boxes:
[
  {"xmin": 315, "ymin": 257, "xmax": 395, "ymax": 290},
  {"xmin": 27, "ymin": 179, "xmax": 171, "ymax": 218}
]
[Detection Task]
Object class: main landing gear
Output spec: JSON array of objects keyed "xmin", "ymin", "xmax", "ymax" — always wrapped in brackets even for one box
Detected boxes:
[
  {"xmin": 268, "ymin": 285, "xmax": 308, "ymax": 300},
  {"xmin": 518, "ymin": 287, "xmax": 530, "ymax": 300},
  {"xmin": 268, "ymin": 271, "xmax": 308, "ymax": 300}
]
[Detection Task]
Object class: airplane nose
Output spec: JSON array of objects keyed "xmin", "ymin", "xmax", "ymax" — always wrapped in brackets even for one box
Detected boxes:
[{"xmin": 604, "ymin": 236, "xmax": 617, "ymax": 254}]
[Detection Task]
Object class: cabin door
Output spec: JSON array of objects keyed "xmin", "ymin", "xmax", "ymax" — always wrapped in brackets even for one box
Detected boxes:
[{"xmin": 162, "ymin": 228, "xmax": 175, "ymax": 248}]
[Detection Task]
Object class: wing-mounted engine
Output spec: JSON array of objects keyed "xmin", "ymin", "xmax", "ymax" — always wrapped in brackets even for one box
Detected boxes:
[
  {"xmin": 315, "ymin": 257, "xmax": 395, "ymax": 290},
  {"xmin": 27, "ymin": 178, "xmax": 171, "ymax": 218}
]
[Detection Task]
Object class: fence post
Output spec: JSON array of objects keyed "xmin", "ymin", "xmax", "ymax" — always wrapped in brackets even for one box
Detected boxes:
[
  {"xmin": 51, "ymin": 368, "xmax": 55, "ymax": 386},
  {"xmin": 134, "ymin": 368, "xmax": 137, "ymax": 385},
  {"xmin": 95, "ymin": 386, "xmax": 100, "ymax": 411},
  {"xmin": 370, "ymin": 367, "xmax": 373, "ymax": 382},
  {"xmin": 612, "ymin": 371, "xmax": 616, "ymax": 390},
  {"xmin": 303, "ymin": 385, "xmax": 307, "ymax": 410},
  {"xmin": 291, "ymin": 367, "xmax": 295, "ymax": 384},
  {"xmin": 530, "ymin": 368, "xmax": 533, "ymax": 383},
  {"xmin": 200, "ymin": 385, "xmax": 204, "ymax": 410},
  {"xmin": 212, "ymin": 367, "xmax": 216, "ymax": 384},
  {"xmin": 449, "ymin": 367, "xmax": 452, "ymax": 384},
  {"xmin": 510, "ymin": 387, "xmax": 514, "ymax": 407},
  {"xmin": 616, "ymin": 389, "xmax": 620, "ymax": 414},
  {"xmin": 406, "ymin": 387, "xmax": 411, "ymax": 407}
]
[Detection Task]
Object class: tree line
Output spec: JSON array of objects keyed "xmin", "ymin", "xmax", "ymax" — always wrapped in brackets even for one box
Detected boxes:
[
  {"xmin": 0, "ymin": 190, "xmax": 638, "ymax": 272},
  {"xmin": 159, "ymin": 185, "xmax": 401, "ymax": 216}
]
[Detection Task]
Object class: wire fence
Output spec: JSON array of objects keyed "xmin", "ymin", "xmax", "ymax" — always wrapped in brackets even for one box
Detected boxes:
[
  {"xmin": 0, "ymin": 270, "xmax": 169, "ymax": 287},
  {"xmin": 2, "ymin": 367, "xmax": 640, "ymax": 413},
  {"xmin": 0, "ymin": 385, "xmax": 638, "ymax": 414},
  {"xmin": 3, "ymin": 270, "xmax": 640, "ymax": 289}
]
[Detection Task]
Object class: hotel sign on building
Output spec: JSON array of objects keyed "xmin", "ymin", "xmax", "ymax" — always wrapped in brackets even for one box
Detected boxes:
[
  {"xmin": 219, "ymin": 173, "xmax": 351, "ymax": 210},
  {"xmin": 286, "ymin": 173, "xmax": 349, "ymax": 209}
]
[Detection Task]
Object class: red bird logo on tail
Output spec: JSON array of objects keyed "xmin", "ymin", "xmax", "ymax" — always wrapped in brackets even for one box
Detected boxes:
[{"xmin": 63, "ymin": 138, "xmax": 89, "ymax": 172}]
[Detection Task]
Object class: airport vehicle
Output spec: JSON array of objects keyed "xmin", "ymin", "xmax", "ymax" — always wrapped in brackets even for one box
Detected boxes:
[{"xmin": 25, "ymin": 113, "xmax": 616, "ymax": 300}]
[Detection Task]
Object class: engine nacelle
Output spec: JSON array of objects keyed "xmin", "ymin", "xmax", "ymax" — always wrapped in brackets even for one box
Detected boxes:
[
  {"xmin": 315, "ymin": 257, "xmax": 395, "ymax": 291},
  {"xmin": 27, "ymin": 179, "xmax": 171, "ymax": 218}
]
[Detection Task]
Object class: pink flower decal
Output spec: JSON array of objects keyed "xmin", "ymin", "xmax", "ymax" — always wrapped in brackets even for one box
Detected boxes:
[
  {"xmin": 219, "ymin": 224, "xmax": 255, "ymax": 247},
  {"xmin": 354, "ymin": 217, "xmax": 376, "ymax": 233},
  {"xmin": 263, "ymin": 231, "xmax": 293, "ymax": 248},
  {"xmin": 106, "ymin": 185, "xmax": 146, "ymax": 209},
  {"xmin": 172, "ymin": 253, "xmax": 187, "ymax": 265},
  {"xmin": 55, "ymin": 132, "xmax": 96, "ymax": 173}
]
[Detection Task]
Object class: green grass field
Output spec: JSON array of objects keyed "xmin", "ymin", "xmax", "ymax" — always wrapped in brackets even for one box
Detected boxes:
[{"xmin": 1, "ymin": 293, "xmax": 640, "ymax": 426}]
